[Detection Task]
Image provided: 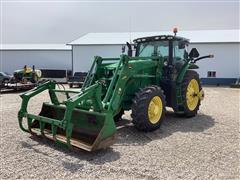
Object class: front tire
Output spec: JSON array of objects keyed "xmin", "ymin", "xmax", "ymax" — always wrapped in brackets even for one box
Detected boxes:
[{"xmin": 131, "ymin": 85, "xmax": 166, "ymax": 131}]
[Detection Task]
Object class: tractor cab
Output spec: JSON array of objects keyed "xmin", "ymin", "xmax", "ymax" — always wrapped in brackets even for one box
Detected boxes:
[
  {"xmin": 133, "ymin": 35, "xmax": 191, "ymax": 81},
  {"xmin": 134, "ymin": 35, "xmax": 189, "ymax": 58}
]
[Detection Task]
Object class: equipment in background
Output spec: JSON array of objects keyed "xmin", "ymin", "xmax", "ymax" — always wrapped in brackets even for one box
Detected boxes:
[
  {"xmin": 40, "ymin": 69, "xmax": 71, "ymax": 83},
  {"xmin": 4, "ymin": 65, "xmax": 42, "ymax": 91},
  {"xmin": 68, "ymin": 72, "xmax": 87, "ymax": 88},
  {"xmin": 11, "ymin": 65, "xmax": 42, "ymax": 84},
  {"xmin": 18, "ymin": 28, "xmax": 214, "ymax": 151},
  {"xmin": 0, "ymin": 72, "xmax": 11, "ymax": 88}
]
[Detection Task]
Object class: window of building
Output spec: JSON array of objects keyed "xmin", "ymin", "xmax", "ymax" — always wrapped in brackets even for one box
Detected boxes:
[{"xmin": 207, "ymin": 71, "xmax": 216, "ymax": 78}]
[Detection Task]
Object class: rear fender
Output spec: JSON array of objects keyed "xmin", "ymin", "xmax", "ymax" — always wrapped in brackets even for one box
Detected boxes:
[
  {"xmin": 176, "ymin": 63, "xmax": 190, "ymax": 84},
  {"xmin": 188, "ymin": 63, "xmax": 199, "ymax": 69}
]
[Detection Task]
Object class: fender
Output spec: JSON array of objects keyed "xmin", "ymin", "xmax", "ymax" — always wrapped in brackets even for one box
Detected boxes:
[
  {"xmin": 188, "ymin": 63, "xmax": 199, "ymax": 69},
  {"xmin": 176, "ymin": 63, "xmax": 199, "ymax": 84},
  {"xmin": 176, "ymin": 63, "xmax": 190, "ymax": 84}
]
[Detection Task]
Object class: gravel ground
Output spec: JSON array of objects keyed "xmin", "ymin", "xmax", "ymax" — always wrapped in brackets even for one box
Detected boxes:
[{"xmin": 0, "ymin": 87, "xmax": 239, "ymax": 179}]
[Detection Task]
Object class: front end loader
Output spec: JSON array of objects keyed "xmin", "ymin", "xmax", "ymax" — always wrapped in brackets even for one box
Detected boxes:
[{"xmin": 18, "ymin": 30, "xmax": 213, "ymax": 151}]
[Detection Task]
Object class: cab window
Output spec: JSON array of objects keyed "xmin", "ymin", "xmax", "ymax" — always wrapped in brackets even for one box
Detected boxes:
[
  {"xmin": 138, "ymin": 43, "xmax": 154, "ymax": 57},
  {"xmin": 137, "ymin": 41, "xmax": 169, "ymax": 57},
  {"xmin": 173, "ymin": 41, "xmax": 186, "ymax": 61},
  {"xmin": 157, "ymin": 41, "xmax": 169, "ymax": 57}
]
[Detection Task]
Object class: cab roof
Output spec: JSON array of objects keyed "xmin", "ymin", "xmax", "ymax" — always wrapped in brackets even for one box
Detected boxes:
[{"xmin": 133, "ymin": 35, "xmax": 189, "ymax": 43}]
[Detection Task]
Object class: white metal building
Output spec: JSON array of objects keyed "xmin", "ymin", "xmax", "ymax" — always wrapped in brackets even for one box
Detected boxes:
[
  {"xmin": 68, "ymin": 30, "xmax": 240, "ymax": 85},
  {"xmin": 0, "ymin": 44, "xmax": 72, "ymax": 74}
]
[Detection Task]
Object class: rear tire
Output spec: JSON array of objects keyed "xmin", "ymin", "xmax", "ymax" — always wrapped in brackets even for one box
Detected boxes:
[
  {"xmin": 131, "ymin": 85, "xmax": 166, "ymax": 131},
  {"xmin": 177, "ymin": 70, "xmax": 202, "ymax": 117}
]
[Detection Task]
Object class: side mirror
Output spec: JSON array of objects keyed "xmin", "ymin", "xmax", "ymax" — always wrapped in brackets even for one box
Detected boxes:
[
  {"xmin": 189, "ymin": 48, "xmax": 199, "ymax": 59},
  {"xmin": 126, "ymin": 42, "xmax": 132, "ymax": 57},
  {"xmin": 122, "ymin": 45, "xmax": 126, "ymax": 53},
  {"xmin": 178, "ymin": 41, "xmax": 185, "ymax": 49}
]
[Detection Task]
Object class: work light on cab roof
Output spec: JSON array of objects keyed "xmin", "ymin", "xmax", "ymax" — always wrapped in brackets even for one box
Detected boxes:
[{"xmin": 173, "ymin": 27, "xmax": 178, "ymax": 36}]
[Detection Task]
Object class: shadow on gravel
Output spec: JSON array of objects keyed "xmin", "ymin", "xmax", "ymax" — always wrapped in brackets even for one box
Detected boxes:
[
  {"xmin": 115, "ymin": 111, "xmax": 215, "ymax": 146},
  {"xmin": 62, "ymin": 161, "xmax": 84, "ymax": 173},
  {"xmin": 20, "ymin": 136, "xmax": 120, "ymax": 170},
  {"xmin": 19, "ymin": 111, "xmax": 214, "ymax": 169}
]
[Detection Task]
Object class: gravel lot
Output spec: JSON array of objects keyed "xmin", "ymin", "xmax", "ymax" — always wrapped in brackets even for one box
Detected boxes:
[{"xmin": 0, "ymin": 87, "xmax": 239, "ymax": 179}]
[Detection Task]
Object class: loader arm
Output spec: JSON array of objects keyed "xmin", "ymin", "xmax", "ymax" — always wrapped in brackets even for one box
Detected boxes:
[
  {"xmin": 106, "ymin": 56, "xmax": 160, "ymax": 113},
  {"xmin": 80, "ymin": 55, "xmax": 161, "ymax": 114}
]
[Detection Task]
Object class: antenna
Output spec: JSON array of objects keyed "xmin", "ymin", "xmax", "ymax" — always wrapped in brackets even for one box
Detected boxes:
[{"xmin": 129, "ymin": 16, "xmax": 132, "ymax": 44}]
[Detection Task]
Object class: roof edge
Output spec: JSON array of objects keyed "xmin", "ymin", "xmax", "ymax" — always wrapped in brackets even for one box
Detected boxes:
[
  {"xmin": 0, "ymin": 44, "xmax": 72, "ymax": 50},
  {"xmin": 68, "ymin": 29, "xmax": 240, "ymax": 45}
]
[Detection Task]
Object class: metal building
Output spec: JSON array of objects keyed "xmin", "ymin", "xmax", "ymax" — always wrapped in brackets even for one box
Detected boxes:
[
  {"xmin": 68, "ymin": 30, "xmax": 240, "ymax": 85},
  {"xmin": 0, "ymin": 44, "xmax": 71, "ymax": 74}
]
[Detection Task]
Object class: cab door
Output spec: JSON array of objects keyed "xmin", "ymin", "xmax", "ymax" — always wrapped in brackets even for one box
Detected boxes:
[
  {"xmin": 161, "ymin": 40, "xmax": 188, "ymax": 107},
  {"xmin": 171, "ymin": 40, "xmax": 188, "ymax": 81}
]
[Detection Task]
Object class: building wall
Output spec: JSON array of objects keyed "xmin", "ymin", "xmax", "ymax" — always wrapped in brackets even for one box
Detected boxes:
[
  {"xmin": 72, "ymin": 43, "xmax": 239, "ymax": 84},
  {"xmin": 188, "ymin": 43, "xmax": 239, "ymax": 79},
  {"xmin": 72, "ymin": 45, "xmax": 122, "ymax": 72},
  {"xmin": 0, "ymin": 50, "xmax": 71, "ymax": 74}
]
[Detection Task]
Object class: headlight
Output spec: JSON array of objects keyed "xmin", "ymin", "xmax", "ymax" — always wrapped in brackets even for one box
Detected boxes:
[{"xmin": 163, "ymin": 61, "xmax": 168, "ymax": 66}]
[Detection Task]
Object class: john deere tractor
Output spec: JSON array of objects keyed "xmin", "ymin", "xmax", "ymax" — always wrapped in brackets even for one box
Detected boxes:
[
  {"xmin": 11, "ymin": 65, "xmax": 42, "ymax": 84},
  {"xmin": 18, "ymin": 31, "xmax": 213, "ymax": 151}
]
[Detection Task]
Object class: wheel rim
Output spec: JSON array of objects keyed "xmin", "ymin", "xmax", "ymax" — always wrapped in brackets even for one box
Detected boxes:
[
  {"xmin": 186, "ymin": 79, "xmax": 200, "ymax": 111},
  {"xmin": 148, "ymin": 96, "xmax": 163, "ymax": 124}
]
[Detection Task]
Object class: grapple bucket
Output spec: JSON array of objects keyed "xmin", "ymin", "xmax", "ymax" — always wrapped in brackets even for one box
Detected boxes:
[
  {"xmin": 29, "ymin": 103, "xmax": 116, "ymax": 151},
  {"xmin": 18, "ymin": 81, "xmax": 116, "ymax": 151}
]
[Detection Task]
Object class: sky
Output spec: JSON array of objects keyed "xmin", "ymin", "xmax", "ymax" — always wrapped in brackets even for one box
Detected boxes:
[{"xmin": 1, "ymin": 0, "xmax": 239, "ymax": 44}]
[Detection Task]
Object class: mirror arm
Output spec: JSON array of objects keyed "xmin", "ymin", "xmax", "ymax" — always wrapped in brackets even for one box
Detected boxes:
[{"xmin": 192, "ymin": 55, "xmax": 214, "ymax": 63}]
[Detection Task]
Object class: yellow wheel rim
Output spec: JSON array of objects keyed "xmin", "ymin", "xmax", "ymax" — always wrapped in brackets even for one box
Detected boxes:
[
  {"xmin": 186, "ymin": 79, "xmax": 200, "ymax": 111},
  {"xmin": 148, "ymin": 96, "xmax": 163, "ymax": 124}
]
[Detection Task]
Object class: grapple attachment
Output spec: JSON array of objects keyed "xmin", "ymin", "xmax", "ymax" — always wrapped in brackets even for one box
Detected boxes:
[{"xmin": 18, "ymin": 81, "xmax": 116, "ymax": 151}]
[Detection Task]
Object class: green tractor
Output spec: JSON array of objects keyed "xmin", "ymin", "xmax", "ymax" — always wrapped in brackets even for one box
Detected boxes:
[
  {"xmin": 12, "ymin": 65, "xmax": 42, "ymax": 84},
  {"xmin": 18, "ymin": 31, "xmax": 213, "ymax": 151}
]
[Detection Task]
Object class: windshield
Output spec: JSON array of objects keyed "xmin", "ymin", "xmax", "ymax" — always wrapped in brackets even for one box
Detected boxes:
[{"xmin": 136, "ymin": 41, "xmax": 169, "ymax": 57}]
